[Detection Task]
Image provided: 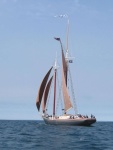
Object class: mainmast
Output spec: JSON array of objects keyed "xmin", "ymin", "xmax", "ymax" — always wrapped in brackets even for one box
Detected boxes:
[
  {"xmin": 65, "ymin": 16, "xmax": 69, "ymax": 86},
  {"xmin": 65, "ymin": 15, "xmax": 69, "ymax": 62},
  {"xmin": 54, "ymin": 14, "xmax": 77, "ymax": 114}
]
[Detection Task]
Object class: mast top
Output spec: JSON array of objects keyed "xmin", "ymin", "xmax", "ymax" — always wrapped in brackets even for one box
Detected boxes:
[
  {"xmin": 53, "ymin": 52, "xmax": 59, "ymax": 70},
  {"xmin": 54, "ymin": 14, "xmax": 74, "ymax": 63}
]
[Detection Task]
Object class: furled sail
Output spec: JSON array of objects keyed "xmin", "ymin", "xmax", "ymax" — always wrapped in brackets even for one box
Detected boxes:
[
  {"xmin": 62, "ymin": 49, "xmax": 73, "ymax": 111},
  {"xmin": 36, "ymin": 67, "xmax": 53, "ymax": 111},
  {"xmin": 42, "ymin": 76, "xmax": 53, "ymax": 113}
]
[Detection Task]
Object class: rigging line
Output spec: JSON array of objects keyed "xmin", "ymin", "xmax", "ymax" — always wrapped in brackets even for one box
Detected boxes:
[
  {"xmin": 45, "ymin": 76, "xmax": 53, "ymax": 113},
  {"xmin": 55, "ymin": 71, "xmax": 63, "ymax": 115},
  {"xmin": 68, "ymin": 65, "xmax": 78, "ymax": 114},
  {"xmin": 54, "ymin": 14, "xmax": 69, "ymax": 54}
]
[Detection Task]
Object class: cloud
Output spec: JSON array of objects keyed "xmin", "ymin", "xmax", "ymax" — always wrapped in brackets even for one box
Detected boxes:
[
  {"xmin": 2, "ymin": 0, "xmax": 7, "ymax": 3},
  {"xmin": 66, "ymin": 0, "xmax": 97, "ymax": 16},
  {"xmin": 0, "ymin": 86, "xmax": 36, "ymax": 99},
  {"xmin": 13, "ymin": 0, "xmax": 18, "ymax": 2},
  {"xmin": 2, "ymin": 0, "xmax": 18, "ymax": 3},
  {"xmin": 24, "ymin": 2, "xmax": 54, "ymax": 19}
]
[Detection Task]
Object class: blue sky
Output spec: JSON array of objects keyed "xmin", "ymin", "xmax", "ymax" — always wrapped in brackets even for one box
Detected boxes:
[{"xmin": 0, "ymin": 0, "xmax": 113, "ymax": 121}]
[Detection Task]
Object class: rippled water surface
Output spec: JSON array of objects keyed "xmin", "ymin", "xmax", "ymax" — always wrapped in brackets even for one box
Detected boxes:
[{"xmin": 0, "ymin": 120, "xmax": 113, "ymax": 150}]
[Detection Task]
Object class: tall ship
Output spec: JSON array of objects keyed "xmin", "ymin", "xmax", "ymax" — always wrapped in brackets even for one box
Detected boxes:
[{"xmin": 36, "ymin": 16, "xmax": 96, "ymax": 126}]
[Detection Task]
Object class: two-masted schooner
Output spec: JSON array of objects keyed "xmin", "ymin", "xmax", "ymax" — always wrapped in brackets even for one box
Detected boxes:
[{"xmin": 36, "ymin": 17, "xmax": 96, "ymax": 126}]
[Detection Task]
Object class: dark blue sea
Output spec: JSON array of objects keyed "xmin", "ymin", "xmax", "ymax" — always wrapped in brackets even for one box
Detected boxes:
[{"xmin": 0, "ymin": 120, "xmax": 113, "ymax": 150}]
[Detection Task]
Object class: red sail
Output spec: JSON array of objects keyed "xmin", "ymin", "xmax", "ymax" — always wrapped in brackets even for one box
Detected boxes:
[
  {"xmin": 36, "ymin": 67, "xmax": 53, "ymax": 111},
  {"xmin": 62, "ymin": 49, "xmax": 73, "ymax": 111},
  {"xmin": 62, "ymin": 48, "xmax": 68, "ymax": 85},
  {"xmin": 42, "ymin": 76, "xmax": 53, "ymax": 112}
]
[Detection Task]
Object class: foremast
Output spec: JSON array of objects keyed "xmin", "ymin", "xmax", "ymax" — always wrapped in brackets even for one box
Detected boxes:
[{"xmin": 53, "ymin": 54, "xmax": 59, "ymax": 117}]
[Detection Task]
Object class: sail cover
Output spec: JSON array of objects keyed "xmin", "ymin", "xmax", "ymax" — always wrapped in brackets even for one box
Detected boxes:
[
  {"xmin": 36, "ymin": 67, "xmax": 53, "ymax": 111},
  {"xmin": 62, "ymin": 49, "xmax": 73, "ymax": 111},
  {"xmin": 42, "ymin": 76, "xmax": 53, "ymax": 112}
]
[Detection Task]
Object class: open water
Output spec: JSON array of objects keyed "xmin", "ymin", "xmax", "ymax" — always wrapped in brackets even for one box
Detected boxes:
[{"xmin": 0, "ymin": 120, "xmax": 113, "ymax": 150}]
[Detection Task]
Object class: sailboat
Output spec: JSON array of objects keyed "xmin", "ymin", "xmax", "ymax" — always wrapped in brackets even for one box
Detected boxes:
[{"xmin": 36, "ymin": 17, "xmax": 96, "ymax": 126}]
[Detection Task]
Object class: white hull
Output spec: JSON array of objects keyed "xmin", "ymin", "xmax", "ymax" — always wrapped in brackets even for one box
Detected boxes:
[{"xmin": 42, "ymin": 115, "xmax": 96, "ymax": 126}]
